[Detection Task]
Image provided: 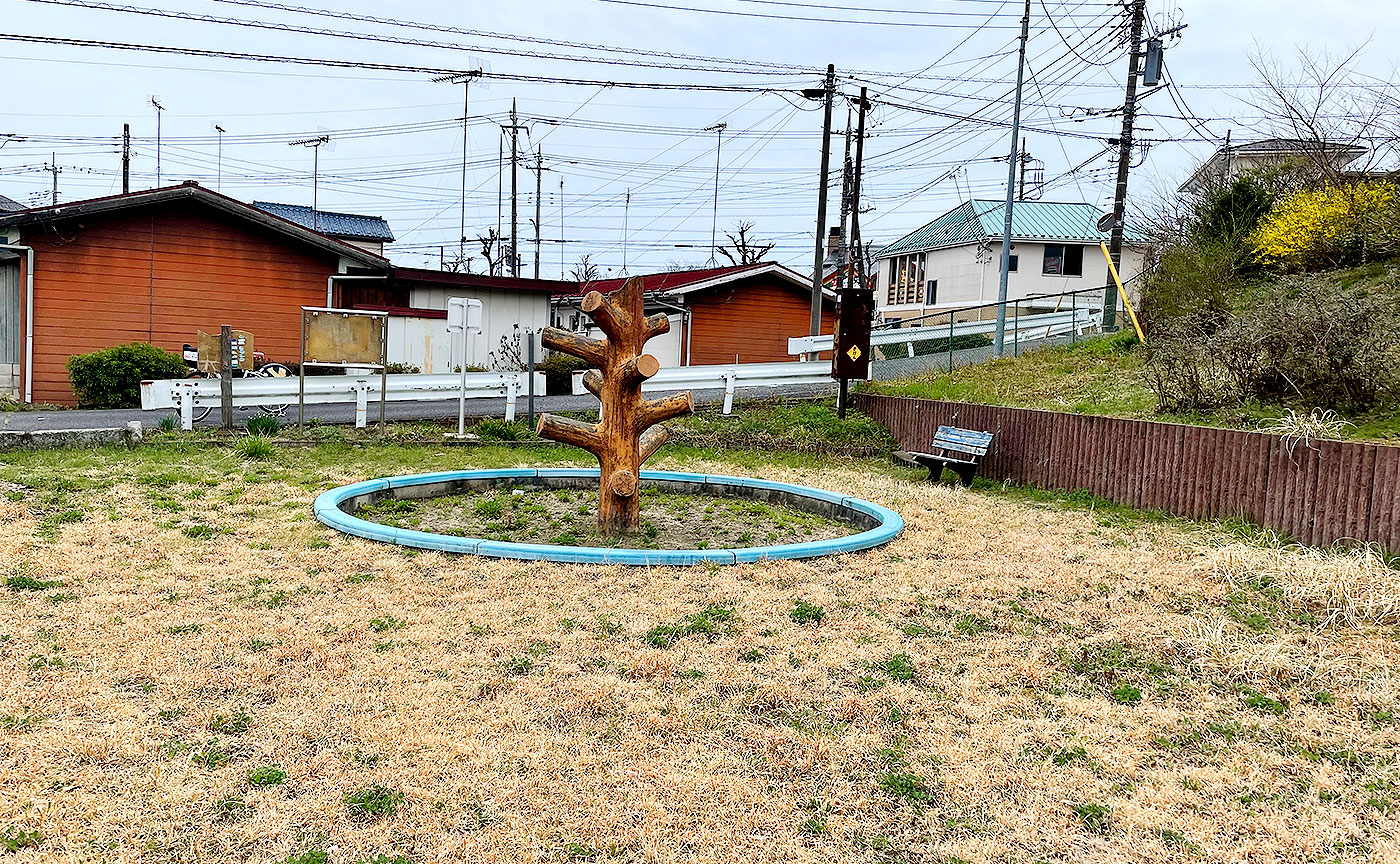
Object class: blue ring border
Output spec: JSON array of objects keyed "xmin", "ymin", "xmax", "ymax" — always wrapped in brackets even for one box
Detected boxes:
[{"xmin": 313, "ymin": 468, "xmax": 903, "ymax": 566}]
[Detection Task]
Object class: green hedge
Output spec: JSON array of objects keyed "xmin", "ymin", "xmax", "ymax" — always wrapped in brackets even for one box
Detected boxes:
[{"xmin": 67, "ymin": 342, "xmax": 187, "ymax": 409}]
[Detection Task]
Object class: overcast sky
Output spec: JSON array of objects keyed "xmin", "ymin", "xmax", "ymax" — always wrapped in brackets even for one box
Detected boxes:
[{"xmin": 3, "ymin": 0, "xmax": 1397, "ymax": 277}]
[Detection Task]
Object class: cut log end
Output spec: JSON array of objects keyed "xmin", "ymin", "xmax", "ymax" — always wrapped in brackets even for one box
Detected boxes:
[
  {"xmin": 608, "ymin": 469, "xmax": 638, "ymax": 498},
  {"xmin": 581, "ymin": 291, "xmax": 604, "ymax": 313},
  {"xmin": 636, "ymin": 353, "xmax": 661, "ymax": 379}
]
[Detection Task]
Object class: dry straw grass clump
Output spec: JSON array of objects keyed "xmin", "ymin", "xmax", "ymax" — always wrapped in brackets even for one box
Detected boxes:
[{"xmin": 1, "ymin": 441, "xmax": 1399, "ymax": 863}]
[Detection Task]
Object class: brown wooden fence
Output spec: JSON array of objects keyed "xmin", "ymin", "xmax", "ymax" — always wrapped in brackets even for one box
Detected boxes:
[{"xmin": 852, "ymin": 394, "xmax": 1400, "ymax": 551}]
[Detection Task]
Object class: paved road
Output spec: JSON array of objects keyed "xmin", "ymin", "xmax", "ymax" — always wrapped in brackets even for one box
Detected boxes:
[{"xmin": 0, "ymin": 383, "xmax": 836, "ymax": 433}]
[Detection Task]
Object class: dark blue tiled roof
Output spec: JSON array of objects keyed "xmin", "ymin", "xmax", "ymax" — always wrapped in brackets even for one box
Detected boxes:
[{"xmin": 253, "ymin": 201, "xmax": 394, "ymax": 242}]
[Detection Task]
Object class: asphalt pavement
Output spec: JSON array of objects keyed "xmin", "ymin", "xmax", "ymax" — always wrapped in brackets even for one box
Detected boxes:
[{"xmin": 0, "ymin": 383, "xmax": 836, "ymax": 432}]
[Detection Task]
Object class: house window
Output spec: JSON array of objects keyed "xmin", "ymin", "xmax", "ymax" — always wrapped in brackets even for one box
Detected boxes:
[
  {"xmin": 1042, "ymin": 244, "xmax": 1083, "ymax": 276},
  {"xmin": 925, "ymin": 279, "xmax": 938, "ymax": 305},
  {"xmin": 1008, "ymin": 254, "xmax": 1018, "ymax": 272},
  {"xmin": 885, "ymin": 253, "xmax": 925, "ymax": 305}
]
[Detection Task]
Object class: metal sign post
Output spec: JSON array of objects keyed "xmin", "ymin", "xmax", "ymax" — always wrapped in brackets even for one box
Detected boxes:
[{"xmin": 446, "ymin": 298, "xmax": 483, "ymax": 438}]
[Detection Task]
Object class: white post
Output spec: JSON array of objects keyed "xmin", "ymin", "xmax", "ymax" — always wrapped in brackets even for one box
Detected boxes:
[
  {"xmin": 447, "ymin": 297, "xmax": 483, "ymax": 437},
  {"xmin": 355, "ymin": 380, "xmax": 368, "ymax": 429},
  {"xmin": 179, "ymin": 388, "xmax": 193, "ymax": 431},
  {"xmin": 505, "ymin": 377, "xmax": 517, "ymax": 423},
  {"xmin": 722, "ymin": 370, "xmax": 736, "ymax": 415}
]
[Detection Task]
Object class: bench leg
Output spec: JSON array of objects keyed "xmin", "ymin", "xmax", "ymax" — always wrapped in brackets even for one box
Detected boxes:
[
  {"xmin": 923, "ymin": 459, "xmax": 946, "ymax": 483},
  {"xmin": 954, "ymin": 465, "xmax": 977, "ymax": 487}
]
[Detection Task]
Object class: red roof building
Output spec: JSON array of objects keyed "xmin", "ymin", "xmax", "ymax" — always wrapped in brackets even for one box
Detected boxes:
[{"xmin": 554, "ymin": 262, "xmax": 834, "ymax": 366}]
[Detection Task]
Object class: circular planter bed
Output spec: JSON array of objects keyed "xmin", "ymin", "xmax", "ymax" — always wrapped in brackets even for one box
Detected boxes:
[{"xmin": 314, "ymin": 468, "xmax": 903, "ymax": 565}]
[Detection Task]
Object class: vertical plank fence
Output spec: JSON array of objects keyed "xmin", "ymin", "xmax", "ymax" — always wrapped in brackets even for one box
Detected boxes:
[{"xmin": 853, "ymin": 394, "xmax": 1400, "ymax": 552}]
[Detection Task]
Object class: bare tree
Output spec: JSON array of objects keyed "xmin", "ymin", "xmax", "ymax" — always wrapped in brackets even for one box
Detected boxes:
[
  {"xmin": 476, "ymin": 230, "xmax": 507, "ymax": 276},
  {"xmin": 1245, "ymin": 43, "xmax": 1400, "ymax": 186},
  {"xmin": 717, "ymin": 221, "xmax": 775, "ymax": 266},
  {"xmin": 569, "ymin": 254, "xmax": 601, "ymax": 288}
]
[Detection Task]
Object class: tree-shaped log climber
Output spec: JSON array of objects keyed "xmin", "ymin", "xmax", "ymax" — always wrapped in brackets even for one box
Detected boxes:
[{"xmin": 536, "ymin": 277, "xmax": 694, "ymax": 534}]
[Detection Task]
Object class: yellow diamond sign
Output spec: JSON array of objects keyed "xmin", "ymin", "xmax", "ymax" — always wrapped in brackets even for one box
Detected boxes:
[{"xmin": 846, "ymin": 345, "xmax": 862, "ymax": 361}]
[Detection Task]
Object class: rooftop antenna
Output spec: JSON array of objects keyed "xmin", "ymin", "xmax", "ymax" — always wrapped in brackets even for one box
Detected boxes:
[
  {"xmin": 703, "ymin": 122, "xmax": 727, "ymax": 265},
  {"xmin": 433, "ymin": 56, "xmax": 489, "ymax": 269},
  {"xmin": 212, "ymin": 123, "xmax": 226, "ymax": 192},
  {"xmin": 150, "ymin": 96, "xmax": 164, "ymax": 187},
  {"xmin": 45, "ymin": 153, "xmax": 60, "ymax": 205},
  {"xmin": 621, "ymin": 188, "xmax": 631, "ymax": 276},
  {"xmin": 289, "ymin": 133, "xmax": 332, "ymax": 231}
]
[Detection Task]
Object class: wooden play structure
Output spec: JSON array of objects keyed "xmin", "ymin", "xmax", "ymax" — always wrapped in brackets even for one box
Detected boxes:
[{"xmin": 536, "ymin": 277, "xmax": 694, "ymax": 534}]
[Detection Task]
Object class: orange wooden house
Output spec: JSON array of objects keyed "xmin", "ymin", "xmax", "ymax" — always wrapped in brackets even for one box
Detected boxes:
[
  {"xmin": 553, "ymin": 262, "xmax": 835, "ymax": 366},
  {"xmin": 0, "ymin": 182, "xmax": 389, "ymax": 405}
]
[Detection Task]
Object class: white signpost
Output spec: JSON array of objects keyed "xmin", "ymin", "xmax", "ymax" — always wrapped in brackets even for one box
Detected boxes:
[{"xmin": 446, "ymin": 297, "xmax": 484, "ymax": 437}]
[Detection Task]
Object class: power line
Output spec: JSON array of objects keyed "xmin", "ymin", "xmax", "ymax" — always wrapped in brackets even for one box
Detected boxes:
[{"xmin": 588, "ymin": 0, "xmax": 1101, "ymax": 27}]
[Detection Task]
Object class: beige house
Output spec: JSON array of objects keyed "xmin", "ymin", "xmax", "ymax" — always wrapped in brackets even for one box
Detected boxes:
[
  {"xmin": 1176, "ymin": 138, "xmax": 1368, "ymax": 194},
  {"xmin": 873, "ymin": 199, "xmax": 1150, "ymax": 322}
]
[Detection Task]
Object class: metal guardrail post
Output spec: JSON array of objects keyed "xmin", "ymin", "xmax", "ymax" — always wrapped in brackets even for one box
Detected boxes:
[{"xmin": 1071, "ymin": 291, "xmax": 1077, "ymax": 345}]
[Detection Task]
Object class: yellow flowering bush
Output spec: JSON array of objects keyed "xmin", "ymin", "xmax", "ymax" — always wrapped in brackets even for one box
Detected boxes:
[{"xmin": 1251, "ymin": 180, "xmax": 1399, "ymax": 271}]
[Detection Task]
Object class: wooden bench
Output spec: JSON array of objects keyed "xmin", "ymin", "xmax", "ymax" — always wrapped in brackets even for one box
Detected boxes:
[{"xmin": 895, "ymin": 425, "xmax": 995, "ymax": 486}]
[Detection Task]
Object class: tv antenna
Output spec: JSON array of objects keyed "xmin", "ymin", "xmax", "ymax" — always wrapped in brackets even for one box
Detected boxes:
[
  {"xmin": 212, "ymin": 123, "xmax": 226, "ymax": 192},
  {"xmin": 289, "ymin": 132, "xmax": 332, "ymax": 231},
  {"xmin": 433, "ymin": 55, "xmax": 490, "ymax": 267},
  {"xmin": 703, "ymin": 122, "xmax": 727, "ymax": 265},
  {"xmin": 150, "ymin": 96, "xmax": 164, "ymax": 186}
]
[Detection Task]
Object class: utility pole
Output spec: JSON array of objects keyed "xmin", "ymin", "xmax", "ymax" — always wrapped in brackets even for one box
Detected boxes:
[
  {"xmin": 510, "ymin": 99, "xmax": 521, "ymax": 277},
  {"xmin": 559, "ymin": 176, "xmax": 565, "ymax": 280},
  {"xmin": 214, "ymin": 124, "xmax": 225, "ymax": 192},
  {"xmin": 993, "ymin": 0, "xmax": 1032, "ymax": 358},
  {"xmin": 150, "ymin": 96, "xmax": 164, "ymax": 187},
  {"xmin": 835, "ymin": 107, "xmax": 853, "ymax": 294},
  {"xmin": 121, "ymin": 124, "xmax": 130, "ymax": 194},
  {"xmin": 45, "ymin": 153, "xmax": 60, "ymax": 205},
  {"xmin": 839, "ymin": 88, "xmax": 870, "ymax": 419},
  {"xmin": 806, "ymin": 63, "xmax": 837, "ymax": 352},
  {"xmin": 703, "ymin": 122, "xmax": 726, "ymax": 264},
  {"xmin": 1017, "ymin": 136, "xmax": 1027, "ymax": 200},
  {"xmin": 1102, "ymin": 0, "xmax": 1147, "ymax": 330},
  {"xmin": 622, "ymin": 189, "xmax": 631, "ymax": 276},
  {"xmin": 533, "ymin": 146, "xmax": 544, "ymax": 279}
]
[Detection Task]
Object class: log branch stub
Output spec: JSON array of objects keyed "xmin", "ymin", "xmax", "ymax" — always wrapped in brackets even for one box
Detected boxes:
[
  {"xmin": 536, "ymin": 413, "xmax": 603, "ymax": 455},
  {"xmin": 581, "ymin": 369, "xmax": 604, "ymax": 398},
  {"xmin": 621, "ymin": 353, "xmax": 661, "ymax": 386},
  {"xmin": 638, "ymin": 425, "xmax": 667, "ymax": 463},
  {"xmin": 639, "ymin": 391, "xmax": 695, "ymax": 429},
  {"xmin": 608, "ymin": 469, "xmax": 638, "ymax": 498},
  {"xmin": 642, "ymin": 313, "xmax": 672, "ymax": 340},
  {"xmin": 541, "ymin": 327, "xmax": 606, "ymax": 366}
]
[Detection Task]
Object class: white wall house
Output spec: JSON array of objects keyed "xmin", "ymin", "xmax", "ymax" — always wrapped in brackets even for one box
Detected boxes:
[
  {"xmin": 347, "ymin": 268, "xmax": 565, "ymax": 373},
  {"xmin": 873, "ymin": 199, "xmax": 1150, "ymax": 322}
]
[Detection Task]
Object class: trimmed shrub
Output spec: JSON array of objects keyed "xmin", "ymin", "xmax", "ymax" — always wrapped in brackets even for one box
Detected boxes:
[
  {"xmin": 538, "ymin": 351, "xmax": 591, "ymax": 395},
  {"xmin": 67, "ymin": 342, "xmax": 186, "ymax": 409}
]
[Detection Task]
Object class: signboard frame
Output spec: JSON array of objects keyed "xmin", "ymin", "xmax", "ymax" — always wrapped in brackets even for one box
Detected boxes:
[{"xmin": 299, "ymin": 307, "xmax": 390, "ymax": 432}]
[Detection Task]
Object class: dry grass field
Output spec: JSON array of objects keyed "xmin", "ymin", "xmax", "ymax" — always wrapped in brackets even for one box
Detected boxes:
[{"xmin": 2, "ymin": 433, "xmax": 1399, "ymax": 863}]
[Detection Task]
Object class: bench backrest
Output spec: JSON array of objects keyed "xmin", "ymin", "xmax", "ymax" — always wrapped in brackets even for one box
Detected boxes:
[{"xmin": 933, "ymin": 425, "xmax": 994, "ymax": 457}]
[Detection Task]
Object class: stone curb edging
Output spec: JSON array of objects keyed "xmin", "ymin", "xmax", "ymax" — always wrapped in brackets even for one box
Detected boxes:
[{"xmin": 0, "ymin": 421, "xmax": 142, "ymax": 451}]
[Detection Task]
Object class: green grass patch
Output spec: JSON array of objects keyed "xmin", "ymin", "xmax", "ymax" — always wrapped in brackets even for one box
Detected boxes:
[
  {"xmin": 344, "ymin": 784, "xmax": 404, "ymax": 821},
  {"xmin": 645, "ymin": 603, "xmax": 735, "ymax": 649}
]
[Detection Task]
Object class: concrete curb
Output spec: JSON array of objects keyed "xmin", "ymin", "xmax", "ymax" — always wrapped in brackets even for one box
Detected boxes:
[
  {"xmin": 0, "ymin": 421, "xmax": 142, "ymax": 451},
  {"xmin": 314, "ymin": 467, "xmax": 903, "ymax": 566}
]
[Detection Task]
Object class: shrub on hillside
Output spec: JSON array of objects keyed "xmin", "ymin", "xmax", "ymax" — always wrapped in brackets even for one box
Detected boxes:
[
  {"xmin": 67, "ymin": 342, "xmax": 187, "ymax": 409},
  {"xmin": 1140, "ymin": 177, "xmax": 1277, "ymax": 330},
  {"xmin": 1145, "ymin": 277, "xmax": 1400, "ymax": 413},
  {"xmin": 1251, "ymin": 181, "xmax": 1400, "ymax": 272}
]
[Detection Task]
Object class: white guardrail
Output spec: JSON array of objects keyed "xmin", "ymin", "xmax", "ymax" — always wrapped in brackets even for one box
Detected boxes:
[
  {"xmin": 787, "ymin": 307, "xmax": 1101, "ymax": 357},
  {"xmin": 141, "ymin": 371, "xmax": 545, "ymax": 430},
  {"xmin": 572, "ymin": 360, "xmax": 833, "ymax": 414}
]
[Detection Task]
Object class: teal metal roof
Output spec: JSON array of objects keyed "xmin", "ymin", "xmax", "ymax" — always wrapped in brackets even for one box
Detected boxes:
[{"xmin": 875, "ymin": 199, "xmax": 1150, "ymax": 258}]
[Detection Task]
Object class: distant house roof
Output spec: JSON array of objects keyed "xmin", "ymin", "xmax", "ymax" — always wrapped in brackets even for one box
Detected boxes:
[
  {"xmin": 569, "ymin": 261, "xmax": 834, "ymax": 301},
  {"xmin": 391, "ymin": 266, "xmax": 575, "ymax": 295},
  {"xmin": 875, "ymin": 199, "xmax": 1149, "ymax": 259},
  {"xmin": 1177, "ymin": 138, "xmax": 1369, "ymax": 192},
  {"xmin": 252, "ymin": 201, "xmax": 395, "ymax": 243},
  {"xmin": 0, "ymin": 194, "xmax": 25, "ymax": 213},
  {"xmin": 0, "ymin": 182, "xmax": 387, "ymax": 268}
]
